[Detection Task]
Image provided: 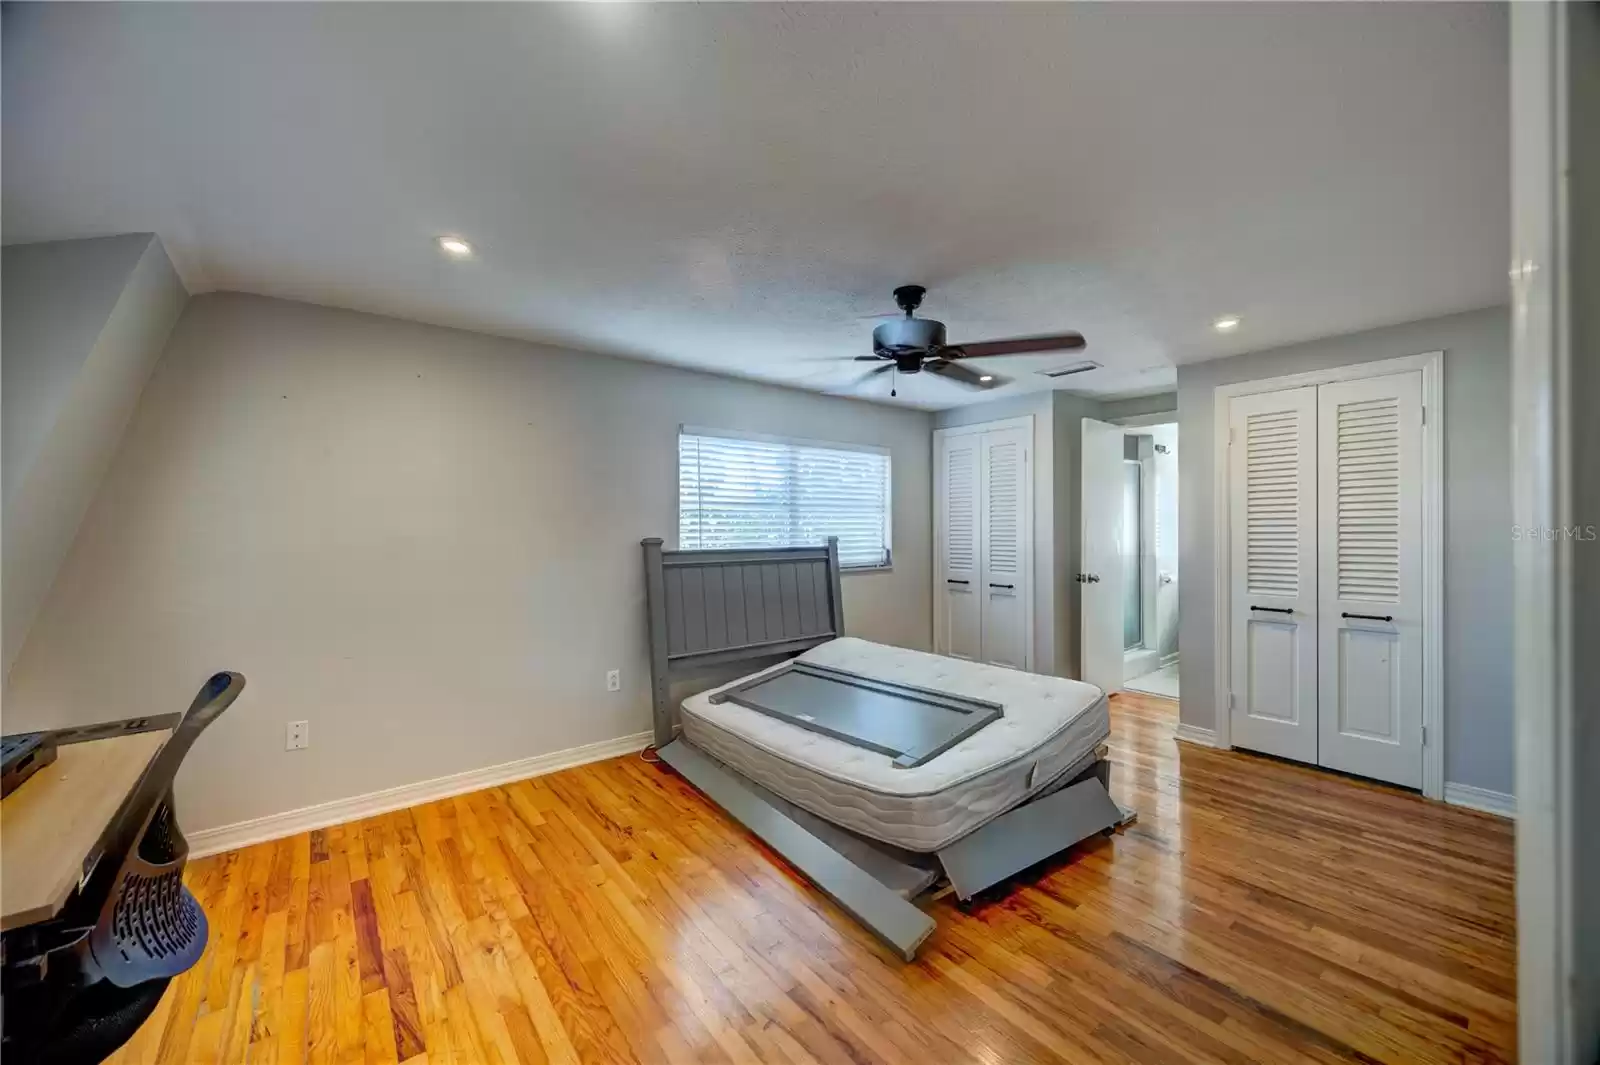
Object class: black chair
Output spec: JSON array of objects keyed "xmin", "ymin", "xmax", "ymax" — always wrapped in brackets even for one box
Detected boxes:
[{"xmin": 1, "ymin": 672, "xmax": 244, "ymax": 1065}]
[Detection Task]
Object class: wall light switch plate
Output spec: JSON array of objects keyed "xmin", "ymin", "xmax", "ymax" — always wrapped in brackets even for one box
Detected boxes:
[
  {"xmin": 287, "ymin": 720, "xmax": 309, "ymax": 750},
  {"xmin": 605, "ymin": 669, "xmax": 621, "ymax": 692}
]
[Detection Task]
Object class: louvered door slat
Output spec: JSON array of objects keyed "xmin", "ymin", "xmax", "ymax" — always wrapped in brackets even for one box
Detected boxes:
[
  {"xmin": 947, "ymin": 447, "xmax": 976, "ymax": 571},
  {"xmin": 1334, "ymin": 394, "xmax": 1400, "ymax": 600},
  {"xmin": 979, "ymin": 426, "xmax": 1031, "ymax": 670},
  {"xmin": 1244, "ymin": 407, "xmax": 1307, "ymax": 597},
  {"xmin": 937, "ymin": 437, "xmax": 981, "ymax": 661},
  {"xmin": 985, "ymin": 443, "xmax": 1021, "ymax": 577}
]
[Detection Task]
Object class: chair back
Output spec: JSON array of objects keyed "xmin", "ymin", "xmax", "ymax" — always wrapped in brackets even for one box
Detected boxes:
[
  {"xmin": 2, "ymin": 672, "xmax": 245, "ymax": 1062},
  {"xmin": 75, "ymin": 672, "xmax": 244, "ymax": 986}
]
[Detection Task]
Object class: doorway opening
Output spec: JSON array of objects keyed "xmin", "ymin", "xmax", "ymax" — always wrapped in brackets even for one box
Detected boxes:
[
  {"xmin": 1120, "ymin": 423, "xmax": 1178, "ymax": 698},
  {"xmin": 1080, "ymin": 416, "xmax": 1178, "ymax": 699}
]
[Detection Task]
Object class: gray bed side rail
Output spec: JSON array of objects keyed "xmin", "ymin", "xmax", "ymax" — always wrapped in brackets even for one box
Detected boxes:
[
  {"xmin": 643, "ymin": 537, "xmax": 845, "ymax": 748},
  {"xmin": 656, "ymin": 740, "xmax": 936, "ymax": 961}
]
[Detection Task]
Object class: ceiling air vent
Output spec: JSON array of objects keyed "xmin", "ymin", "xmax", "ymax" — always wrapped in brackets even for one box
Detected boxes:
[{"xmin": 1036, "ymin": 360, "xmax": 1102, "ymax": 379}]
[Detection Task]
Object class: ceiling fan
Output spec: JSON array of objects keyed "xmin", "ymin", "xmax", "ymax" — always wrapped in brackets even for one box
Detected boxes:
[{"xmin": 837, "ymin": 285, "xmax": 1087, "ymax": 397}]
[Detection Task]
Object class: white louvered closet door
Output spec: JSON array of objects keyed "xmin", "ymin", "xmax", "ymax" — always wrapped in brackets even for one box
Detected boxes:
[
  {"xmin": 1316, "ymin": 372, "xmax": 1424, "ymax": 787},
  {"xmin": 1228, "ymin": 387, "xmax": 1319, "ymax": 765},
  {"xmin": 937, "ymin": 434, "xmax": 982, "ymax": 661},
  {"xmin": 979, "ymin": 425, "xmax": 1031, "ymax": 669}
]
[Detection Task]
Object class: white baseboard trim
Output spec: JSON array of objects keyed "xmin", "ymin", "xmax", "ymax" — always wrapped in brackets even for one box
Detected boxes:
[
  {"xmin": 1160, "ymin": 651, "xmax": 1180, "ymax": 669},
  {"xmin": 1442, "ymin": 782, "xmax": 1516, "ymax": 819},
  {"xmin": 186, "ymin": 730, "xmax": 653, "ymax": 858},
  {"xmin": 1173, "ymin": 723, "xmax": 1218, "ymax": 748}
]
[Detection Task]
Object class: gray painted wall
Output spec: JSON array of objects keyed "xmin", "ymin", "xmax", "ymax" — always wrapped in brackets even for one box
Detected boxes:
[
  {"xmin": 2, "ymin": 235, "xmax": 187, "ymax": 675},
  {"xmin": 2, "ymin": 235, "xmax": 151, "ymax": 504},
  {"xmin": 1176, "ymin": 305, "xmax": 1513, "ymax": 794},
  {"xmin": 4, "ymin": 293, "xmax": 934, "ymax": 832},
  {"xmin": 1099, "ymin": 391, "xmax": 1177, "ymax": 421}
]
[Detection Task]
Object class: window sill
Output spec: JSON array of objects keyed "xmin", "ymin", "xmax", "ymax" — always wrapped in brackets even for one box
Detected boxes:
[{"xmin": 842, "ymin": 565, "xmax": 894, "ymax": 575}]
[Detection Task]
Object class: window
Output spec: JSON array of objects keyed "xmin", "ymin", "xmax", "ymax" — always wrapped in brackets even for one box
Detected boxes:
[{"xmin": 678, "ymin": 427, "xmax": 892, "ymax": 569}]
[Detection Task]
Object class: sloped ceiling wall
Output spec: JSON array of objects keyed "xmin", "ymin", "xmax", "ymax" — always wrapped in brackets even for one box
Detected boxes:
[{"xmin": 2, "ymin": 234, "xmax": 188, "ymax": 676}]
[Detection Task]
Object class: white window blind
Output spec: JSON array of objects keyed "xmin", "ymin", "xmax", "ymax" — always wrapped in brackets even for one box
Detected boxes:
[{"xmin": 678, "ymin": 428, "xmax": 892, "ymax": 569}]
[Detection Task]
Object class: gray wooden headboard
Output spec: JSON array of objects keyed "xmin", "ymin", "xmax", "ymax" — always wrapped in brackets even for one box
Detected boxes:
[{"xmin": 642, "ymin": 537, "xmax": 845, "ymax": 748}]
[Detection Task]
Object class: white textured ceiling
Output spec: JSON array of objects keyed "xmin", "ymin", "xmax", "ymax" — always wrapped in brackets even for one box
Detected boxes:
[{"xmin": 3, "ymin": 3, "xmax": 1508, "ymax": 410}]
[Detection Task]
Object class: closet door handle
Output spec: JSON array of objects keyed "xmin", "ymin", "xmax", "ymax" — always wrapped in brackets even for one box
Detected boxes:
[
  {"xmin": 1342, "ymin": 612, "xmax": 1394, "ymax": 623},
  {"xmin": 946, "ymin": 579, "xmax": 970, "ymax": 585},
  {"xmin": 989, "ymin": 583, "xmax": 1014, "ymax": 590},
  {"xmin": 1249, "ymin": 605, "xmax": 1294, "ymax": 615}
]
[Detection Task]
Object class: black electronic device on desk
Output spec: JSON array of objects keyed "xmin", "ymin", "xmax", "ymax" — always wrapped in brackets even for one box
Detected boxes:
[
  {"xmin": 1, "ymin": 732, "xmax": 58, "ymax": 798},
  {"xmin": 3, "ymin": 716, "xmax": 179, "ymax": 800}
]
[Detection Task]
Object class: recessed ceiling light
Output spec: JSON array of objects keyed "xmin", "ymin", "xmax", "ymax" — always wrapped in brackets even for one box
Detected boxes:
[
  {"xmin": 436, "ymin": 236, "xmax": 474, "ymax": 258},
  {"xmin": 979, "ymin": 375, "xmax": 994, "ymax": 383},
  {"xmin": 1213, "ymin": 315, "xmax": 1241, "ymax": 333}
]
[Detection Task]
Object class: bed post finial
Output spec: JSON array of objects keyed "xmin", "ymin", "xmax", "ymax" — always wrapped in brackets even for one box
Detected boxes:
[
  {"xmin": 641, "ymin": 538, "xmax": 674, "ymax": 748},
  {"xmin": 825, "ymin": 536, "xmax": 846, "ymax": 638}
]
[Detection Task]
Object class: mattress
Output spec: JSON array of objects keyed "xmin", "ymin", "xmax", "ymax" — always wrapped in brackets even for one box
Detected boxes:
[{"xmin": 679, "ymin": 637, "xmax": 1110, "ymax": 852}]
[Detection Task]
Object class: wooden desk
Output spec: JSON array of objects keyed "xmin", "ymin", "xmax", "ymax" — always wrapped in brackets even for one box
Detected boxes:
[{"xmin": 0, "ymin": 730, "xmax": 169, "ymax": 931}]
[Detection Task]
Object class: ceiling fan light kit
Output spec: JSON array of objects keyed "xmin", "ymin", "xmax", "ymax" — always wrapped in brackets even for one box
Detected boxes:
[{"xmin": 838, "ymin": 284, "xmax": 1088, "ymax": 397}]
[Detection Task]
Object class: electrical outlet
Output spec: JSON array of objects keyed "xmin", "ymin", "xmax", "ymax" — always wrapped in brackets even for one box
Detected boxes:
[
  {"xmin": 286, "ymin": 720, "xmax": 309, "ymax": 751},
  {"xmin": 605, "ymin": 669, "xmax": 621, "ymax": 693}
]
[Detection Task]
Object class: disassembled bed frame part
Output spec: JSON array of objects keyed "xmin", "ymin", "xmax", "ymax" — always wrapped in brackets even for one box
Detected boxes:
[
  {"xmin": 656, "ymin": 739, "xmax": 937, "ymax": 960},
  {"xmin": 642, "ymin": 536, "xmax": 1130, "ymax": 961},
  {"xmin": 708, "ymin": 659, "xmax": 1004, "ymax": 768}
]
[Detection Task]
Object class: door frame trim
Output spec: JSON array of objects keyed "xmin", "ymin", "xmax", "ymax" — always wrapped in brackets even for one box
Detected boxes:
[
  {"xmin": 1210, "ymin": 350, "xmax": 1445, "ymax": 800},
  {"xmin": 933, "ymin": 415, "xmax": 1036, "ymax": 671},
  {"xmin": 1508, "ymin": 3, "xmax": 1584, "ymax": 1054}
]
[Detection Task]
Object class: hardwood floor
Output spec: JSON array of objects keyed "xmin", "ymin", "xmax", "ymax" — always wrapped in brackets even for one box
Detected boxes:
[{"xmin": 110, "ymin": 693, "xmax": 1516, "ymax": 1064}]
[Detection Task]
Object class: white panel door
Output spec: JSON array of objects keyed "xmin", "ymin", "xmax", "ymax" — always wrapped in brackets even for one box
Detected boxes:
[
  {"xmin": 936, "ymin": 433, "xmax": 983, "ymax": 661},
  {"xmin": 979, "ymin": 425, "xmax": 1031, "ymax": 669},
  {"xmin": 1316, "ymin": 372, "xmax": 1424, "ymax": 787},
  {"xmin": 1080, "ymin": 418, "xmax": 1127, "ymax": 692},
  {"xmin": 1228, "ymin": 387, "xmax": 1319, "ymax": 764}
]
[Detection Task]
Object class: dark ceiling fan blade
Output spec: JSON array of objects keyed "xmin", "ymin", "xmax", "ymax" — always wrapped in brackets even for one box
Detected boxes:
[
  {"xmin": 829, "ymin": 363, "xmax": 895, "ymax": 393},
  {"xmin": 854, "ymin": 354, "xmax": 888, "ymax": 361},
  {"xmin": 926, "ymin": 359, "xmax": 1004, "ymax": 389},
  {"xmin": 944, "ymin": 332, "xmax": 1087, "ymax": 359}
]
